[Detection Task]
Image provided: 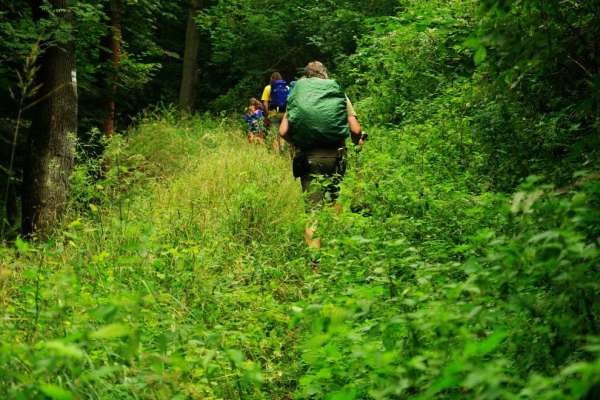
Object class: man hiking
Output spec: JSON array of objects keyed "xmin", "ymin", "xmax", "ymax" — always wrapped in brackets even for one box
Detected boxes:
[{"xmin": 279, "ymin": 61, "xmax": 366, "ymax": 252}]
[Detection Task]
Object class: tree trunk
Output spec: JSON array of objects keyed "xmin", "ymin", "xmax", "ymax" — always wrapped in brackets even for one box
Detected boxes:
[
  {"xmin": 103, "ymin": 0, "xmax": 122, "ymax": 137},
  {"xmin": 179, "ymin": 0, "xmax": 202, "ymax": 112},
  {"xmin": 22, "ymin": 0, "xmax": 77, "ymax": 238}
]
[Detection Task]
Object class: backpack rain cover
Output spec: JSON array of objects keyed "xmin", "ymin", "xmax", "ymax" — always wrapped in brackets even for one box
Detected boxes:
[{"xmin": 287, "ymin": 78, "xmax": 349, "ymax": 149}]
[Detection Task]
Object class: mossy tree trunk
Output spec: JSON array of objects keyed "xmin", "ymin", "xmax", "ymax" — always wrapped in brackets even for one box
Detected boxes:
[{"xmin": 22, "ymin": 0, "xmax": 78, "ymax": 238}]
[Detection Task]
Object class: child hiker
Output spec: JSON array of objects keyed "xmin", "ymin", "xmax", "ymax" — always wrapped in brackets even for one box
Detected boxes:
[{"xmin": 243, "ymin": 98, "xmax": 266, "ymax": 144}]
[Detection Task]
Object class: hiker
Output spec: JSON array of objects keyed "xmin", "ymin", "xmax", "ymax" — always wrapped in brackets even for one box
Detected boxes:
[
  {"xmin": 279, "ymin": 61, "xmax": 366, "ymax": 252},
  {"xmin": 261, "ymin": 71, "xmax": 289, "ymax": 152},
  {"xmin": 243, "ymin": 98, "xmax": 266, "ymax": 144}
]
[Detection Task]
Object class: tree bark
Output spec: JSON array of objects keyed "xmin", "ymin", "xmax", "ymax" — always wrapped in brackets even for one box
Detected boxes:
[
  {"xmin": 103, "ymin": 0, "xmax": 122, "ymax": 137},
  {"xmin": 179, "ymin": 0, "xmax": 202, "ymax": 112},
  {"xmin": 22, "ymin": 0, "xmax": 77, "ymax": 238}
]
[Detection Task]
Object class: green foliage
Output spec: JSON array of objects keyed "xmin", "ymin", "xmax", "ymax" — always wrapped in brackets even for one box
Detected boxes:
[
  {"xmin": 3, "ymin": 0, "xmax": 600, "ymax": 398},
  {"xmin": 472, "ymin": 0, "xmax": 600, "ymax": 186},
  {"xmin": 201, "ymin": 0, "xmax": 398, "ymax": 111},
  {"xmin": 284, "ymin": 0, "xmax": 600, "ymax": 397},
  {"xmin": 341, "ymin": 0, "xmax": 600, "ymax": 189},
  {"xmin": 292, "ymin": 129, "xmax": 600, "ymax": 399},
  {"xmin": 1, "ymin": 0, "xmax": 183, "ymax": 228},
  {"xmin": 339, "ymin": 0, "xmax": 477, "ymax": 125},
  {"xmin": 0, "ymin": 115, "xmax": 306, "ymax": 399}
]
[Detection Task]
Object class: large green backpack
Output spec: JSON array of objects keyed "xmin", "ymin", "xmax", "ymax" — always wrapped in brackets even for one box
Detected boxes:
[{"xmin": 286, "ymin": 78, "xmax": 349, "ymax": 150}]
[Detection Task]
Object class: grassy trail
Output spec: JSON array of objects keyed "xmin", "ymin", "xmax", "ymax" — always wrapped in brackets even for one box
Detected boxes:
[
  {"xmin": 3, "ymin": 115, "xmax": 599, "ymax": 400},
  {"xmin": 0, "ymin": 115, "xmax": 311, "ymax": 399}
]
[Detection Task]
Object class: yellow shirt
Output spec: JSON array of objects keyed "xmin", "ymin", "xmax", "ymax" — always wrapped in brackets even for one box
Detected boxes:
[
  {"xmin": 261, "ymin": 85, "xmax": 271, "ymax": 103},
  {"xmin": 261, "ymin": 84, "xmax": 285, "ymax": 118}
]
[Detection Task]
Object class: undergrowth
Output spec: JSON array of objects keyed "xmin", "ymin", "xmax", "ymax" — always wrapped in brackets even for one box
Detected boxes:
[
  {"xmin": 2, "ymin": 0, "xmax": 600, "ymax": 398},
  {"xmin": 1, "ymin": 110, "xmax": 599, "ymax": 399},
  {"xmin": 0, "ymin": 113, "xmax": 307, "ymax": 399},
  {"xmin": 292, "ymin": 124, "xmax": 600, "ymax": 399}
]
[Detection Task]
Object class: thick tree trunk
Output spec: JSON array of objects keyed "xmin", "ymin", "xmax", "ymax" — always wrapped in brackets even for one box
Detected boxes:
[
  {"xmin": 22, "ymin": 0, "xmax": 77, "ymax": 238},
  {"xmin": 103, "ymin": 0, "xmax": 122, "ymax": 137},
  {"xmin": 179, "ymin": 0, "xmax": 202, "ymax": 112}
]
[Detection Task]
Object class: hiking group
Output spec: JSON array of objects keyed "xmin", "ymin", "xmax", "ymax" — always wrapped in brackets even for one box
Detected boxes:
[
  {"xmin": 244, "ymin": 71, "xmax": 291, "ymax": 149},
  {"xmin": 244, "ymin": 61, "xmax": 366, "ymax": 252}
]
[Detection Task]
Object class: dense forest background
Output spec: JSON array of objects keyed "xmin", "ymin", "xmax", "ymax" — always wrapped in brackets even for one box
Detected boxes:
[{"xmin": 1, "ymin": 0, "xmax": 600, "ymax": 399}]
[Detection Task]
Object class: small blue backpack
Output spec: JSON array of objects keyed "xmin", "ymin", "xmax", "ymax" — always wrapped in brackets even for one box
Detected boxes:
[{"xmin": 270, "ymin": 79, "xmax": 289, "ymax": 109}]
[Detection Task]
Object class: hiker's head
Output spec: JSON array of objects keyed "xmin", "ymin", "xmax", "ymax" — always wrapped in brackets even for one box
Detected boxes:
[
  {"xmin": 270, "ymin": 72, "xmax": 282, "ymax": 84},
  {"xmin": 304, "ymin": 61, "xmax": 328, "ymax": 79},
  {"xmin": 249, "ymin": 97, "xmax": 261, "ymax": 111}
]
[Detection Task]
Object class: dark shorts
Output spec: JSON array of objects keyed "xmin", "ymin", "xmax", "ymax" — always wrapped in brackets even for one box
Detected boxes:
[{"xmin": 295, "ymin": 147, "xmax": 346, "ymax": 208}]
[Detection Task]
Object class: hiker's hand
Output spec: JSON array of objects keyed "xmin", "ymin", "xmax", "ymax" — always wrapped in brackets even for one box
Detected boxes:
[
  {"xmin": 356, "ymin": 132, "xmax": 368, "ymax": 146},
  {"xmin": 351, "ymin": 131, "xmax": 365, "ymax": 146}
]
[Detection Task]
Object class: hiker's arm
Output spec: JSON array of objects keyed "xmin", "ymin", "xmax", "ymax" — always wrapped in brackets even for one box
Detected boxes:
[
  {"xmin": 348, "ymin": 114, "xmax": 361, "ymax": 136},
  {"xmin": 279, "ymin": 113, "xmax": 289, "ymax": 140},
  {"xmin": 346, "ymin": 96, "xmax": 364, "ymax": 145},
  {"xmin": 349, "ymin": 115, "xmax": 365, "ymax": 146},
  {"xmin": 261, "ymin": 85, "xmax": 270, "ymax": 115}
]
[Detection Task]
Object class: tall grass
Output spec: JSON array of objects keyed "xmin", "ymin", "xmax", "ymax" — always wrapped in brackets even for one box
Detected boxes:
[
  {"xmin": 0, "ymin": 113, "xmax": 308, "ymax": 399},
  {"xmin": 3, "ymin": 109, "xmax": 597, "ymax": 400}
]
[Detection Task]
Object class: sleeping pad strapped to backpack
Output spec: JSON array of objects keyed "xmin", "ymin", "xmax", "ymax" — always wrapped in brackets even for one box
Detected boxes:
[{"xmin": 286, "ymin": 78, "xmax": 349, "ymax": 150}]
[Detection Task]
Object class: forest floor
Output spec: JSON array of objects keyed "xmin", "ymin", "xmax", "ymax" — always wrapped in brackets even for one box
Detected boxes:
[
  {"xmin": 2, "ymin": 114, "xmax": 598, "ymax": 400},
  {"xmin": 1, "ymin": 115, "xmax": 316, "ymax": 399}
]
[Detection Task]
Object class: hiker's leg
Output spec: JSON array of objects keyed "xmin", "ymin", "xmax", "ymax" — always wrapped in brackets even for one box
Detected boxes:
[
  {"xmin": 301, "ymin": 174, "xmax": 326, "ymax": 207},
  {"xmin": 334, "ymin": 202, "xmax": 343, "ymax": 215},
  {"xmin": 256, "ymin": 132, "xmax": 265, "ymax": 145},
  {"xmin": 304, "ymin": 223, "xmax": 321, "ymax": 250},
  {"xmin": 324, "ymin": 151, "xmax": 346, "ymax": 207},
  {"xmin": 299, "ymin": 151, "xmax": 342, "ymax": 257},
  {"xmin": 270, "ymin": 114, "xmax": 284, "ymax": 153},
  {"xmin": 300, "ymin": 173, "xmax": 323, "ymax": 252},
  {"xmin": 304, "ymin": 220, "xmax": 321, "ymax": 272}
]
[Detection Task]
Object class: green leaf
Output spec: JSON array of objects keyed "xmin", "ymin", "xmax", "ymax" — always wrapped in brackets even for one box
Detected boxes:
[
  {"xmin": 227, "ymin": 349, "xmax": 245, "ymax": 365},
  {"xmin": 511, "ymin": 191, "xmax": 525, "ymax": 214},
  {"xmin": 463, "ymin": 36, "xmax": 481, "ymax": 49},
  {"xmin": 44, "ymin": 341, "xmax": 85, "ymax": 359},
  {"xmin": 90, "ymin": 323, "xmax": 131, "ymax": 340},
  {"xmin": 465, "ymin": 330, "xmax": 507, "ymax": 357},
  {"xmin": 328, "ymin": 389, "xmax": 357, "ymax": 400},
  {"xmin": 39, "ymin": 384, "xmax": 74, "ymax": 400},
  {"xmin": 15, "ymin": 237, "xmax": 31, "ymax": 253},
  {"xmin": 474, "ymin": 46, "xmax": 487, "ymax": 65}
]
